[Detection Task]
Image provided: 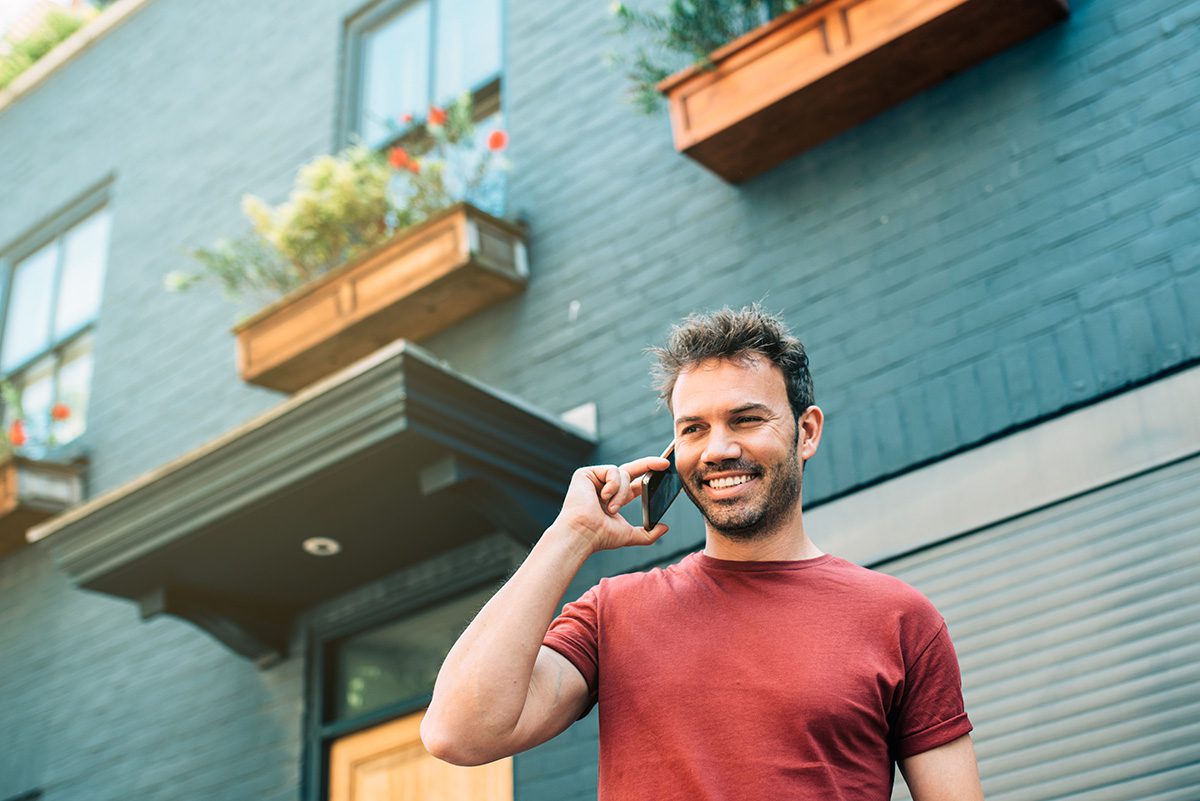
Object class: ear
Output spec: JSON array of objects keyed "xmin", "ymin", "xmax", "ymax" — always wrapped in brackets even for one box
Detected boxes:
[{"xmin": 797, "ymin": 405, "xmax": 824, "ymax": 462}]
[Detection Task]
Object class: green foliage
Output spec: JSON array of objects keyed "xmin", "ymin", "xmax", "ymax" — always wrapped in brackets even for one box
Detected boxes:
[
  {"xmin": 242, "ymin": 144, "xmax": 397, "ymax": 283},
  {"xmin": 0, "ymin": 9, "xmax": 92, "ymax": 91},
  {"xmin": 170, "ymin": 235, "xmax": 303, "ymax": 304},
  {"xmin": 391, "ymin": 96, "xmax": 500, "ymax": 221},
  {"xmin": 609, "ymin": 0, "xmax": 807, "ymax": 113},
  {"xmin": 0, "ymin": 378, "xmax": 65, "ymax": 459},
  {"xmin": 0, "ymin": 379, "xmax": 21, "ymax": 460},
  {"xmin": 170, "ymin": 93, "xmax": 507, "ymax": 306}
]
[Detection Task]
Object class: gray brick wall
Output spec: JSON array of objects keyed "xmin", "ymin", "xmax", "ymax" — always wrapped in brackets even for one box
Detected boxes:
[
  {"xmin": 0, "ymin": 0, "xmax": 1197, "ymax": 798},
  {"xmin": 0, "ymin": 544, "xmax": 303, "ymax": 801}
]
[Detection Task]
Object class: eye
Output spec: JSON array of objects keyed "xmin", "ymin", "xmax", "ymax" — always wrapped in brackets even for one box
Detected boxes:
[
  {"xmin": 735, "ymin": 416, "xmax": 763, "ymax": 425},
  {"xmin": 679, "ymin": 424, "xmax": 702, "ymax": 436}
]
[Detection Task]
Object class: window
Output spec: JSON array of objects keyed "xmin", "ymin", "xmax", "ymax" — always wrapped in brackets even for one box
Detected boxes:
[
  {"xmin": 345, "ymin": 0, "xmax": 503, "ymax": 151},
  {"xmin": 0, "ymin": 205, "xmax": 111, "ymax": 455},
  {"xmin": 328, "ymin": 584, "xmax": 493, "ymax": 723}
]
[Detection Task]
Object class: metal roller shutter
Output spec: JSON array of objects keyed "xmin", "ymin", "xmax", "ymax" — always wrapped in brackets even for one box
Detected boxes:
[{"xmin": 881, "ymin": 452, "xmax": 1200, "ymax": 801}]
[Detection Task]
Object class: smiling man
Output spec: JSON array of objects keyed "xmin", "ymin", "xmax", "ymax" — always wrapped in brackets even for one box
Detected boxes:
[{"xmin": 422, "ymin": 306, "xmax": 983, "ymax": 801}]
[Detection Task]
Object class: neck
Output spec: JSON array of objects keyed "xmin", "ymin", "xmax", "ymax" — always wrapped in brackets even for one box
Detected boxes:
[{"xmin": 702, "ymin": 505, "xmax": 823, "ymax": 562}]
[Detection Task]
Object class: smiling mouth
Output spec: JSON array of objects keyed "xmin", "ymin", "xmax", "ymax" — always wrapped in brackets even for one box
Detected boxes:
[{"xmin": 704, "ymin": 474, "xmax": 756, "ymax": 489}]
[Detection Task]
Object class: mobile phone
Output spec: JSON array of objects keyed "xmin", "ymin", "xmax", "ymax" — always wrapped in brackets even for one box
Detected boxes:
[{"xmin": 642, "ymin": 442, "xmax": 683, "ymax": 531}]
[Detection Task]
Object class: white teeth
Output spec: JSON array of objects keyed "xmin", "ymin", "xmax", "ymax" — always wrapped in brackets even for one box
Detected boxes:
[{"xmin": 708, "ymin": 475, "xmax": 753, "ymax": 489}]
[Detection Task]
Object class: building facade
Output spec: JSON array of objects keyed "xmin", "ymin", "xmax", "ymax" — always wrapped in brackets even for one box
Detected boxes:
[{"xmin": 1, "ymin": 0, "xmax": 1197, "ymax": 799}]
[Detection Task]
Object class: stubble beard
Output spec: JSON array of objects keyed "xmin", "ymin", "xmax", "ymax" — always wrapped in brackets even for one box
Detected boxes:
[{"xmin": 683, "ymin": 448, "xmax": 803, "ymax": 542}]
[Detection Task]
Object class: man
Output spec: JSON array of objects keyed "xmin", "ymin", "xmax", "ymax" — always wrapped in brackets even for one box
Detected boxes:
[{"xmin": 422, "ymin": 306, "xmax": 983, "ymax": 800}]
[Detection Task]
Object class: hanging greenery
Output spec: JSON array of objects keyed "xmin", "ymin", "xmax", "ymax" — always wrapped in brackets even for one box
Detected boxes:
[{"xmin": 609, "ymin": 0, "xmax": 808, "ymax": 113}]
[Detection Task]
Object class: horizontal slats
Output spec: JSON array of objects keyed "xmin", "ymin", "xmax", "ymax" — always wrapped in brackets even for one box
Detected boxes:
[
  {"xmin": 975, "ymin": 644, "xmax": 1200, "ymax": 744},
  {"xmin": 890, "ymin": 455, "xmax": 1200, "ymax": 572},
  {"xmin": 884, "ymin": 455, "xmax": 1200, "ymax": 800}
]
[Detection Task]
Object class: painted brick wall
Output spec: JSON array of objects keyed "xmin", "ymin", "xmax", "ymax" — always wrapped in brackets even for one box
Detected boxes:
[
  {"xmin": 0, "ymin": 2, "xmax": 347, "ymax": 799},
  {"xmin": 0, "ymin": 0, "xmax": 1197, "ymax": 799},
  {"xmin": 452, "ymin": 0, "xmax": 1200, "ymax": 511},
  {"xmin": 0, "ymin": 544, "xmax": 304, "ymax": 801}
]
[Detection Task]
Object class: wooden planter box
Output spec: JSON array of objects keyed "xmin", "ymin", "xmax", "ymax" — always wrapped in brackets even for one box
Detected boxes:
[
  {"xmin": 0, "ymin": 456, "xmax": 86, "ymax": 559},
  {"xmin": 234, "ymin": 203, "xmax": 528, "ymax": 394},
  {"xmin": 657, "ymin": 0, "xmax": 1069, "ymax": 183}
]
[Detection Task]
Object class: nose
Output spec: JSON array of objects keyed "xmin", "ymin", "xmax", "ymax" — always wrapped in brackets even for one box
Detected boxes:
[{"xmin": 700, "ymin": 425, "xmax": 742, "ymax": 465}]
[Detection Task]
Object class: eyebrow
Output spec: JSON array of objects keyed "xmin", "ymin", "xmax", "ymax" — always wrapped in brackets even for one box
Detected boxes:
[{"xmin": 674, "ymin": 403, "xmax": 773, "ymax": 426}]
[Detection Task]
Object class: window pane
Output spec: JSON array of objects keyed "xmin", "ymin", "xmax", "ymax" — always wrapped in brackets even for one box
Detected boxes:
[
  {"xmin": 55, "ymin": 208, "xmax": 111, "ymax": 338},
  {"xmin": 2, "ymin": 242, "xmax": 58, "ymax": 371},
  {"xmin": 16, "ymin": 356, "xmax": 55, "ymax": 449},
  {"xmin": 446, "ymin": 108, "xmax": 506, "ymax": 219},
  {"xmin": 54, "ymin": 334, "xmax": 93, "ymax": 445},
  {"xmin": 360, "ymin": 1, "xmax": 431, "ymax": 148},
  {"xmin": 434, "ymin": 0, "xmax": 501, "ymax": 102},
  {"xmin": 332, "ymin": 584, "xmax": 493, "ymax": 721}
]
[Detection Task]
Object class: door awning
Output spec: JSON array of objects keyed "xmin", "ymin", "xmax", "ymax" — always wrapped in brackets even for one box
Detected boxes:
[{"xmin": 29, "ymin": 341, "xmax": 594, "ymax": 665}]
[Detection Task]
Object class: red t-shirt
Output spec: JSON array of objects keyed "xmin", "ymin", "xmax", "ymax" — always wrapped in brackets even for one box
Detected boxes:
[{"xmin": 543, "ymin": 551, "xmax": 972, "ymax": 800}]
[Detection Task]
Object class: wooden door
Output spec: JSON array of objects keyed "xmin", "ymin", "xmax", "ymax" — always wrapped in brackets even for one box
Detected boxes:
[{"xmin": 329, "ymin": 709, "xmax": 512, "ymax": 801}]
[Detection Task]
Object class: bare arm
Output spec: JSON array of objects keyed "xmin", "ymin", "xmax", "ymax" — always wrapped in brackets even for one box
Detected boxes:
[
  {"xmin": 420, "ymin": 456, "xmax": 670, "ymax": 766},
  {"xmin": 899, "ymin": 734, "xmax": 984, "ymax": 801}
]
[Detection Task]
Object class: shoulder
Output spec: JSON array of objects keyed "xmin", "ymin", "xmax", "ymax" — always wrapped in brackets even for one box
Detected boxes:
[
  {"xmin": 824, "ymin": 556, "xmax": 938, "ymax": 608},
  {"xmin": 819, "ymin": 557, "xmax": 947, "ymax": 648},
  {"xmin": 596, "ymin": 558, "xmax": 681, "ymax": 592},
  {"xmin": 591, "ymin": 553, "xmax": 695, "ymax": 602}
]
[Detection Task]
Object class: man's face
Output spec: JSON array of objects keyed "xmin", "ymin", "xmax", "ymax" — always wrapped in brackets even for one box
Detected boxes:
[{"xmin": 670, "ymin": 355, "xmax": 807, "ymax": 540}]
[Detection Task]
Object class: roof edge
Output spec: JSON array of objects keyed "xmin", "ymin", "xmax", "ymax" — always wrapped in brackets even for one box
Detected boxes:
[{"xmin": 0, "ymin": 0, "xmax": 154, "ymax": 115}]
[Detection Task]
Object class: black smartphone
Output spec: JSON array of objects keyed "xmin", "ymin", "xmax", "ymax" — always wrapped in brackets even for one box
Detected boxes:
[{"xmin": 642, "ymin": 442, "xmax": 683, "ymax": 530}]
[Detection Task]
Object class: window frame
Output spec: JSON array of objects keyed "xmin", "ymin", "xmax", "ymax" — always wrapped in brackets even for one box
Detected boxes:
[
  {"xmin": 337, "ymin": 0, "xmax": 506, "ymax": 153},
  {"xmin": 0, "ymin": 183, "xmax": 111, "ymax": 457}
]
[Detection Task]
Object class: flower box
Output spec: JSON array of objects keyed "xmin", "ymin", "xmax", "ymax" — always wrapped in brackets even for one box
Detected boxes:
[
  {"xmin": 0, "ymin": 456, "xmax": 86, "ymax": 559},
  {"xmin": 233, "ymin": 203, "xmax": 528, "ymax": 394},
  {"xmin": 657, "ymin": 0, "xmax": 1068, "ymax": 183}
]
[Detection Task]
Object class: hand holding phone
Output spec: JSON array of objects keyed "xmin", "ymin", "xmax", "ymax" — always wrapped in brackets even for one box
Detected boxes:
[{"xmin": 642, "ymin": 442, "xmax": 683, "ymax": 531}]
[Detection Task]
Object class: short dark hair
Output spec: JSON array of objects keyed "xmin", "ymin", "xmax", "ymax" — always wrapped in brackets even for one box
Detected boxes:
[{"xmin": 649, "ymin": 305, "xmax": 814, "ymax": 418}]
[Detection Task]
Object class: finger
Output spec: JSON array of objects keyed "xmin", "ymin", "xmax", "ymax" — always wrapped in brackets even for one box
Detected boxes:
[
  {"xmin": 598, "ymin": 465, "xmax": 622, "ymax": 502},
  {"xmin": 607, "ymin": 469, "xmax": 632, "ymax": 514},
  {"xmin": 618, "ymin": 455, "xmax": 671, "ymax": 480},
  {"xmin": 580, "ymin": 465, "xmax": 607, "ymax": 491},
  {"xmin": 631, "ymin": 522, "xmax": 669, "ymax": 545}
]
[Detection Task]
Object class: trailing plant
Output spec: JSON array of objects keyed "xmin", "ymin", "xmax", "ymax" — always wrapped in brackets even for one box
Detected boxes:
[
  {"xmin": 609, "ymin": 0, "xmax": 807, "ymax": 113},
  {"xmin": 167, "ymin": 93, "xmax": 508, "ymax": 306}
]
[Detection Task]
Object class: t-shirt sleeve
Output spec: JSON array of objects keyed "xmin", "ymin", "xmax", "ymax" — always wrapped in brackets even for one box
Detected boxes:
[
  {"xmin": 542, "ymin": 585, "xmax": 600, "ymax": 718},
  {"xmin": 890, "ymin": 621, "xmax": 974, "ymax": 759}
]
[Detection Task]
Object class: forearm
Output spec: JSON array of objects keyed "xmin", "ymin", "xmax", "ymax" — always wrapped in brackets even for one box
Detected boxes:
[
  {"xmin": 902, "ymin": 735, "xmax": 984, "ymax": 801},
  {"xmin": 422, "ymin": 523, "xmax": 591, "ymax": 751}
]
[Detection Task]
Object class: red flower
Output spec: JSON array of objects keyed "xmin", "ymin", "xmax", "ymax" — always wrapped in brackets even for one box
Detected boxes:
[
  {"xmin": 486, "ymin": 129, "xmax": 509, "ymax": 152},
  {"xmin": 7, "ymin": 419, "xmax": 26, "ymax": 447},
  {"xmin": 400, "ymin": 113, "xmax": 413, "ymax": 124},
  {"xmin": 388, "ymin": 147, "xmax": 410, "ymax": 170},
  {"xmin": 428, "ymin": 106, "xmax": 447, "ymax": 126},
  {"xmin": 51, "ymin": 403, "xmax": 71, "ymax": 421},
  {"xmin": 407, "ymin": 159, "xmax": 421, "ymax": 175}
]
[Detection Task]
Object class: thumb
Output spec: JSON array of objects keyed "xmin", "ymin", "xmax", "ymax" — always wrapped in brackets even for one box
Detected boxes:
[{"xmin": 643, "ymin": 523, "xmax": 669, "ymax": 544}]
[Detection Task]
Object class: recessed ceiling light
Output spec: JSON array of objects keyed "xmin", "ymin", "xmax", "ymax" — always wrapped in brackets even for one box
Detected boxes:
[{"xmin": 302, "ymin": 536, "xmax": 341, "ymax": 556}]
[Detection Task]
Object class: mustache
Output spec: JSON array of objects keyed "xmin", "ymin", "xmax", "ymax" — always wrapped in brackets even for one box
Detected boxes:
[{"xmin": 694, "ymin": 460, "xmax": 763, "ymax": 483}]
